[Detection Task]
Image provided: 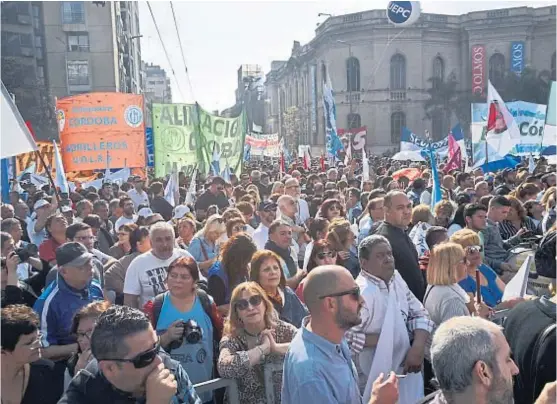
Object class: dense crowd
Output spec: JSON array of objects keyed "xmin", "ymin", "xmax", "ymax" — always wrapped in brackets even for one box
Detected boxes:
[{"xmin": 1, "ymin": 155, "xmax": 556, "ymax": 404}]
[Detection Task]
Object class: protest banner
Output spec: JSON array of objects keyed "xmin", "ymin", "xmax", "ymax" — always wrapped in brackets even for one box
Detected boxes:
[
  {"xmin": 338, "ymin": 126, "xmax": 367, "ymax": 151},
  {"xmin": 56, "ymin": 93, "xmax": 145, "ymax": 171},
  {"xmin": 145, "ymin": 127, "xmax": 154, "ymax": 167},
  {"xmin": 471, "ymin": 100, "xmax": 547, "ymax": 157},
  {"xmin": 152, "ymin": 103, "xmax": 245, "ymax": 177},
  {"xmin": 245, "ymin": 134, "xmax": 280, "ymax": 157},
  {"xmin": 14, "ymin": 141, "xmax": 54, "ymax": 175}
]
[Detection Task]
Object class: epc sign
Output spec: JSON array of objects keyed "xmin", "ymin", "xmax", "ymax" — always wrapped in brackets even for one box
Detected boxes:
[{"xmin": 386, "ymin": 1, "xmax": 421, "ymax": 26}]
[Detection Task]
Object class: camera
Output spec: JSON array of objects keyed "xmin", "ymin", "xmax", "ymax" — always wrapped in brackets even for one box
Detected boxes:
[
  {"xmin": 168, "ymin": 319, "xmax": 203, "ymax": 350},
  {"xmin": 15, "ymin": 243, "xmax": 38, "ymax": 262}
]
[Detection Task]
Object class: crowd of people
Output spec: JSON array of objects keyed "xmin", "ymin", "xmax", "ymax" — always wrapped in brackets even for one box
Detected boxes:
[{"xmin": 1, "ymin": 154, "xmax": 556, "ymax": 404}]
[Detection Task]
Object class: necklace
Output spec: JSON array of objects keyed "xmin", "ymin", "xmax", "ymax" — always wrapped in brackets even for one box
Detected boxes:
[{"xmin": 244, "ymin": 328, "xmax": 262, "ymax": 338}]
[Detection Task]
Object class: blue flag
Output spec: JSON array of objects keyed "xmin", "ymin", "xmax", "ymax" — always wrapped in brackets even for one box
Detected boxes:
[
  {"xmin": 429, "ymin": 148, "xmax": 442, "ymax": 212},
  {"xmin": 322, "ymin": 76, "xmax": 343, "ymax": 158},
  {"xmin": 210, "ymin": 143, "xmax": 221, "ymax": 176}
]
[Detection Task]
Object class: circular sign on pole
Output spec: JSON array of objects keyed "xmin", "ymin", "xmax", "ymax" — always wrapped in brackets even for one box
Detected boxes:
[{"xmin": 386, "ymin": 1, "xmax": 421, "ymax": 26}]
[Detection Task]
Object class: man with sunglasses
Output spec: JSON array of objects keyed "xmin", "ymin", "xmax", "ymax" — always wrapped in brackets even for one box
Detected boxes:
[
  {"xmin": 347, "ymin": 235, "xmax": 433, "ymax": 404},
  {"xmin": 282, "ymin": 265, "xmax": 399, "ymax": 404},
  {"xmin": 59, "ymin": 305, "xmax": 202, "ymax": 404},
  {"xmin": 194, "ymin": 177, "xmax": 229, "ymax": 221},
  {"xmin": 253, "ymin": 200, "xmax": 277, "ymax": 249}
]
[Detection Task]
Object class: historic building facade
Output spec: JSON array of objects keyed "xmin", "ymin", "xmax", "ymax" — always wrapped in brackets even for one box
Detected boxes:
[{"xmin": 265, "ymin": 5, "xmax": 556, "ymax": 154}]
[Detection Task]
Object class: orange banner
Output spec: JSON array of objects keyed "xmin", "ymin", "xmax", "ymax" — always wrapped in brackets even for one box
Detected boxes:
[
  {"xmin": 15, "ymin": 141, "xmax": 54, "ymax": 175},
  {"xmin": 56, "ymin": 93, "xmax": 145, "ymax": 171}
]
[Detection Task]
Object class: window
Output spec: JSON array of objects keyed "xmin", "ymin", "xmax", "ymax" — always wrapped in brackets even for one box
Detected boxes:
[
  {"xmin": 37, "ymin": 66, "xmax": 45, "ymax": 85},
  {"xmin": 347, "ymin": 113, "xmax": 361, "ymax": 129},
  {"xmin": 35, "ymin": 36, "xmax": 42, "ymax": 48},
  {"xmin": 32, "ymin": 5, "xmax": 41, "ymax": 29},
  {"xmin": 67, "ymin": 60, "xmax": 89, "ymax": 85},
  {"xmin": 321, "ymin": 63, "xmax": 327, "ymax": 84},
  {"xmin": 62, "ymin": 2, "xmax": 85, "ymax": 24},
  {"xmin": 432, "ymin": 56, "xmax": 444, "ymax": 89},
  {"xmin": 391, "ymin": 111, "xmax": 406, "ymax": 144},
  {"xmin": 346, "ymin": 57, "xmax": 360, "ymax": 92},
  {"xmin": 67, "ymin": 34, "xmax": 89, "ymax": 51},
  {"xmin": 431, "ymin": 111, "xmax": 447, "ymax": 140},
  {"xmin": 489, "ymin": 53, "xmax": 505, "ymax": 87},
  {"xmin": 19, "ymin": 33, "xmax": 32, "ymax": 47},
  {"xmin": 390, "ymin": 54, "xmax": 406, "ymax": 90}
]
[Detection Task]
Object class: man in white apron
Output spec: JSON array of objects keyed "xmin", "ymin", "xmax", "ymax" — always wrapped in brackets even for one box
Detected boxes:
[{"xmin": 346, "ymin": 235, "xmax": 434, "ymax": 404}]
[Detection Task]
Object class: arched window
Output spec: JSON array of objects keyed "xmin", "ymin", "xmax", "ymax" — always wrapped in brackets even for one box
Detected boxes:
[
  {"xmin": 346, "ymin": 57, "xmax": 360, "ymax": 92},
  {"xmin": 321, "ymin": 63, "xmax": 327, "ymax": 84},
  {"xmin": 347, "ymin": 113, "xmax": 361, "ymax": 129},
  {"xmin": 432, "ymin": 56, "xmax": 444, "ymax": 89},
  {"xmin": 390, "ymin": 54, "xmax": 406, "ymax": 90},
  {"xmin": 391, "ymin": 111, "xmax": 406, "ymax": 144},
  {"xmin": 431, "ymin": 110, "xmax": 446, "ymax": 140},
  {"xmin": 489, "ymin": 53, "xmax": 506, "ymax": 87},
  {"xmin": 551, "ymin": 52, "xmax": 556, "ymax": 81}
]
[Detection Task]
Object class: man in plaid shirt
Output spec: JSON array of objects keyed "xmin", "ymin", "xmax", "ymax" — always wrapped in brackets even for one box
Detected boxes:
[{"xmin": 346, "ymin": 235, "xmax": 434, "ymax": 401}]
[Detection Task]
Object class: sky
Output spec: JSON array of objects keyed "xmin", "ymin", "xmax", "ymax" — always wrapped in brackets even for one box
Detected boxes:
[{"xmin": 139, "ymin": 0, "xmax": 554, "ymax": 112}]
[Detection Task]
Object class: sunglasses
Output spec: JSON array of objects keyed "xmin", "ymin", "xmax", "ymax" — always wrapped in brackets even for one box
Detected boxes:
[
  {"xmin": 329, "ymin": 205, "xmax": 341, "ymax": 211},
  {"xmin": 232, "ymin": 225, "xmax": 248, "ymax": 232},
  {"xmin": 319, "ymin": 286, "xmax": 360, "ymax": 300},
  {"xmin": 100, "ymin": 339, "xmax": 160, "ymax": 369},
  {"xmin": 467, "ymin": 245, "xmax": 483, "ymax": 254},
  {"xmin": 235, "ymin": 295, "xmax": 263, "ymax": 311},
  {"xmin": 317, "ymin": 251, "xmax": 336, "ymax": 259}
]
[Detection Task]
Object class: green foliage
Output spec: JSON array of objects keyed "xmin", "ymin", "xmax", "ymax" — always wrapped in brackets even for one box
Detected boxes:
[{"xmin": 282, "ymin": 106, "xmax": 301, "ymax": 153}]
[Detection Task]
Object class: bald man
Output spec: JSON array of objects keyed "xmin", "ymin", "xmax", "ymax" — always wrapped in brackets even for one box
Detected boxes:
[{"xmin": 282, "ymin": 265, "xmax": 398, "ymax": 404}]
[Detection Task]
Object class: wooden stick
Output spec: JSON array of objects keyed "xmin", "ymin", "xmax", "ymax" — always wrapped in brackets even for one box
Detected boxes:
[
  {"xmin": 475, "ymin": 269, "xmax": 482, "ymax": 304},
  {"xmin": 35, "ymin": 150, "xmax": 61, "ymax": 206}
]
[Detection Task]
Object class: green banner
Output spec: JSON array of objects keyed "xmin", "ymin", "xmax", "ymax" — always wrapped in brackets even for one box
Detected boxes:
[{"xmin": 152, "ymin": 103, "xmax": 245, "ymax": 177}]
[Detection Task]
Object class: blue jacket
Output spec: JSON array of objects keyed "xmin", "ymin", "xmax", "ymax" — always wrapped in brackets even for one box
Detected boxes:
[
  {"xmin": 33, "ymin": 275, "xmax": 103, "ymax": 347},
  {"xmin": 272, "ymin": 287, "xmax": 308, "ymax": 328}
]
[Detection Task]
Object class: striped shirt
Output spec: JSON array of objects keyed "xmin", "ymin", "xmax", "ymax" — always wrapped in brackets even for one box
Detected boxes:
[{"xmin": 499, "ymin": 217, "xmax": 540, "ymax": 245}]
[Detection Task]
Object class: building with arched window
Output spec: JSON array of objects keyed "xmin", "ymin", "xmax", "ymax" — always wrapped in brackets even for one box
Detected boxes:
[{"xmin": 265, "ymin": 5, "xmax": 556, "ymax": 154}]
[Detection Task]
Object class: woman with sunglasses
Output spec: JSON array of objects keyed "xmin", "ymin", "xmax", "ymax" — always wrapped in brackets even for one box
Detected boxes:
[
  {"xmin": 218, "ymin": 282, "xmax": 297, "ymax": 404},
  {"xmin": 450, "ymin": 229, "xmax": 523, "ymax": 310},
  {"xmin": 225, "ymin": 217, "xmax": 247, "ymax": 239},
  {"xmin": 326, "ymin": 218, "xmax": 359, "ymax": 279},
  {"xmin": 207, "ymin": 233, "xmax": 257, "ymax": 316},
  {"xmin": 296, "ymin": 240, "xmax": 337, "ymax": 303},
  {"xmin": 250, "ymin": 250, "xmax": 308, "ymax": 328},
  {"xmin": 65, "ymin": 301, "xmax": 111, "ymax": 389},
  {"xmin": 143, "ymin": 256, "xmax": 223, "ymax": 404},
  {"xmin": 188, "ymin": 215, "xmax": 226, "ymax": 276},
  {"xmin": 1, "ymin": 305, "xmax": 59, "ymax": 404},
  {"xmin": 317, "ymin": 198, "xmax": 346, "ymax": 222},
  {"xmin": 108, "ymin": 223, "xmax": 136, "ymax": 260}
]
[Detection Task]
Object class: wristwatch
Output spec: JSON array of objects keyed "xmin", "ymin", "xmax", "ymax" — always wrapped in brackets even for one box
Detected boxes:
[{"xmin": 256, "ymin": 346, "xmax": 266, "ymax": 362}]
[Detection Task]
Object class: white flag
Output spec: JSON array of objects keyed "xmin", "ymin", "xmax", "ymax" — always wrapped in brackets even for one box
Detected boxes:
[
  {"xmin": 502, "ymin": 255, "xmax": 532, "ymax": 301},
  {"xmin": 53, "ymin": 140, "xmax": 69, "ymax": 193},
  {"xmin": 1, "ymin": 81, "xmax": 37, "ymax": 158},
  {"xmin": 344, "ymin": 140, "xmax": 352, "ymax": 166},
  {"xmin": 361, "ymin": 147, "xmax": 370, "ymax": 182},
  {"xmin": 164, "ymin": 170, "xmax": 179, "ymax": 207},
  {"xmin": 185, "ymin": 169, "xmax": 197, "ymax": 205},
  {"xmin": 486, "ymin": 80, "xmax": 521, "ymax": 156}
]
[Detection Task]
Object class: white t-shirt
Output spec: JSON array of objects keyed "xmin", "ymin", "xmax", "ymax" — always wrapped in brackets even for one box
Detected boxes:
[
  {"xmin": 296, "ymin": 199, "xmax": 310, "ymax": 224},
  {"xmin": 123, "ymin": 248, "xmax": 196, "ymax": 306},
  {"xmin": 26, "ymin": 216, "xmax": 47, "ymax": 246},
  {"xmin": 114, "ymin": 215, "xmax": 137, "ymax": 231},
  {"xmin": 252, "ymin": 224, "xmax": 269, "ymax": 250},
  {"xmin": 127, "ymin": 188, "xmax": 150, "ymax": 208}
]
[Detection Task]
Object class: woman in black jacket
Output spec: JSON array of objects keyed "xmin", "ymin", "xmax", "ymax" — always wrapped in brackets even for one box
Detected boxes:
[{"xmin": 1, "ymin": 252, "xmax": 49, "ymax": 308}]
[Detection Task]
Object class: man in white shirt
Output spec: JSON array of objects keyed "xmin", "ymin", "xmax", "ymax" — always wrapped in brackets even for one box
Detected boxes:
[
  {"xmin": 346, "ymin": 235, "xmax": 433, "ymax": 403},
  {"xmin": 252, "ymin": 201, "xmax": 277, "ymax": 249},
  {"xmin": 284, "ymin": 178, "xmax": 310, "ymax": 225},
  {"xmin": 27, "ymin": 199, "xmax": 56, "ymax": 246},
  {"xmin": 127, "ymin": 176, "xmax": 150, "ymax": 208},
  {"xmin": 114, "ymin": 197, "xmax": 137, "ymax": 231},
  {"xmin": 74, "ymin": 200, "xmax": 93, "ymax": 223},
  {"xmin": 123, "ymin": 222, "xmax": 194, "ymax": 308}
]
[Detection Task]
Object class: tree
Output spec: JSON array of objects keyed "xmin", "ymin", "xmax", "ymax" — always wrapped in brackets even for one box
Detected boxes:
[
  {"xmin": 495, "ymin": 67, "xmax": 551, "ymax": 105},
  {"xmin": 282, "ymin": 106, "xmax": 302, "ymax": 153}
]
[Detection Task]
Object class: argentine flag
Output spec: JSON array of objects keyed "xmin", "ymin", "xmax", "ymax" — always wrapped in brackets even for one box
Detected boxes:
[{"xmin": 210, "ymin": 144, "xmax": 220, "ymax": 176}]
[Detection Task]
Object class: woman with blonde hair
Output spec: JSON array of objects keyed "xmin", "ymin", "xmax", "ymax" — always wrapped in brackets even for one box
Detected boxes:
[
  {"xmin": 246, "ymin": 184, "xmax": 262, "ymax": 206},
  {"xmin": 188, "ymin": 214, "xmax": 226, "ymax": 275},
  {"xmin": 409, "ymin": 204, "xmax": 435, "ymax": 257},
  {"xmin": 433, "ymin": 200, "xmax": 455, "ymax": 228},
  {"xmin": 450, "ymin": 229, "xmax": 523, "ymax": 310},
  {"xmin": 218, "ymin": 282, "xmax": 297, "ymax": 404},
  {"xmin": 326, "ymin": 218, "xmax": 359, "ymax": 278},
  {"xmin": 271, "ymin": 181, "xmax": 285, "ymax": 195}
]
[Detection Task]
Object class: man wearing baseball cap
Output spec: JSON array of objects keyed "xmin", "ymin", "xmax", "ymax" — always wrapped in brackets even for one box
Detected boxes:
[
  {"xmin": 27, "ymin": 198, "xmax": 57, "ymax": 246},
  {"xmin": 33, "ymin": 242, "xmax": 104, "ymax": 394},
  {"xmin": 252, "ymin": 200, "xmax": 278, "ymax": 250}
]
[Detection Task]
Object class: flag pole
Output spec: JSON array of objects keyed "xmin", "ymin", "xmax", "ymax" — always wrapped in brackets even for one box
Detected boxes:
[{"xmin": 36, "ymin": 149, "xmax": 61, "ymax": 205}]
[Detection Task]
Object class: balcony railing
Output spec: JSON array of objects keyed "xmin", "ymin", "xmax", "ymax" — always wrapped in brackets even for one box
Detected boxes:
[{"xmin": 390, "ymin": 91, "xmax": 406, "ymax": 101}]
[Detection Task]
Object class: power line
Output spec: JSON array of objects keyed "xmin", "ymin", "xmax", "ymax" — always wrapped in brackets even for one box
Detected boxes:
[
  {"xmin": 170, "ymin": 1, "xmax": 195, "ymax": 101},
  {"xmin": 146, "ymin": 1, "xmax": 186, "ymax": 102}
]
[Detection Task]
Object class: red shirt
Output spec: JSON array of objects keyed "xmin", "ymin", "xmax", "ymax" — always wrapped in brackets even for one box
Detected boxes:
[{"xmin": 39, "ymin": 238, "xmax": 62, "ymax": 263}]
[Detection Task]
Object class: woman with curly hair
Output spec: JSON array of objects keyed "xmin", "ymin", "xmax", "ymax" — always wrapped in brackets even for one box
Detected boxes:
[
  {"xmin": 207, "ymin": 233, "xmax": 257, "ymax": 315},
  {"xmin": 217, "ymin": 282, "xmax": 297, "ymax": 404},
  {"xmin": 317, "ymin": 198, "xmax": 346, "ymax": 221},
  {"xmin": 250, "ymin": 250, "xmax": 308, "ymax": 327},
  {"xmin": 326, "ymin": 218, "xmax": 359, "ymax": 278}
]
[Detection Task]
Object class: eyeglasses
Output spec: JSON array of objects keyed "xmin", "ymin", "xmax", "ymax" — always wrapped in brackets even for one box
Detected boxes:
[
  {"xmin": 467, "ymin": 245, "xmax": 483, "ymax": 254},
  {"xmin": 329, "ymin": 205, "xmax": 341, "ymax": 211},
  {"xmin": 76, "ymin": 329, "xmax": 93, "ymax": 340},
  {"xmin": 232, "ymin": 225, "xmax": 248, "ymax": 232},
  {"xmin": 99, "ymin": 339, "xmax": 160, "ymax": 369},
  {"xmin": 235, "ymin": 295, "xmax": 263, "ymax": 311},
  {"xmin": 317, "ymin": 251, "xmax": 336, "ymax": 259},
  {"xmin": 167, "ymin": 271, "xmax": 193, "ymax": 281},
  {"xmin": 319, "ymin": 286, "xmax": 360, "ymax": 300}
]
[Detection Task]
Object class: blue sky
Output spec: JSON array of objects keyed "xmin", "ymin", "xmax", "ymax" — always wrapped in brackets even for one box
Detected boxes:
[{"xmin": 139, "ymin": 1, "xmax": 554, "ymax": 111}]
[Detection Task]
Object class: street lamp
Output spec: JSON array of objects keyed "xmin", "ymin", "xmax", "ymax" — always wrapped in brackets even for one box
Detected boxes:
[{"xmin": 318, "ymin": 12, "xmax": 333, "ymax": 17}]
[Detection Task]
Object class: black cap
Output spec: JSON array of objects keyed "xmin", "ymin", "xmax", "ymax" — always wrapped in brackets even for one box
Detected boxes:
[
  {"xmin": 211, "ymin": 176, "xmax": 225, "ymax": 185},
  {"xmin": 56, "ymin": 242, "xmax": 93, "ymax": 267},
  {"xmin": 258, "ymin": 200, "xmax": 277, "ymax": 211}
]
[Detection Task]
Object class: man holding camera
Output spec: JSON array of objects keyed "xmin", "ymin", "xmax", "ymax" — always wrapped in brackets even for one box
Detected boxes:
[{"xmin": 0, "ymin": 228, "xmax": 42, "ymax": 280}]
